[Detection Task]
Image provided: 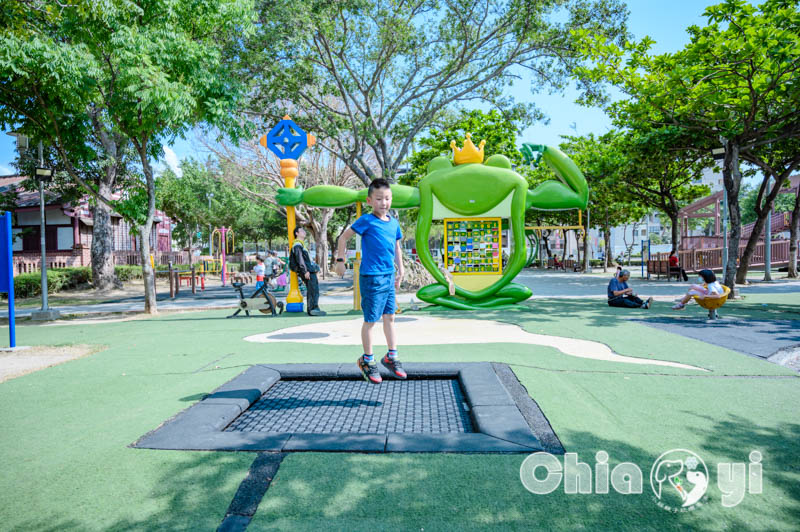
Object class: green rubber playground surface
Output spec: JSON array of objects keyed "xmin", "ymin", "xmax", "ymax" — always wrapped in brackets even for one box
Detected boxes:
[{"xmin": 1, "ymin": 292, "xmax": 799, "ymax": 530}]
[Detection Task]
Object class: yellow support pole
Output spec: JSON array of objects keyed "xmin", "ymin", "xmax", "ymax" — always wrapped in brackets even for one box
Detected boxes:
[
  {"xmin": 281, "ymin": 159, "xmax": 304, "ymax": 311},
  {"xmin": 353, "ymin": 201, "xmax": 362, "ymax": 311}
]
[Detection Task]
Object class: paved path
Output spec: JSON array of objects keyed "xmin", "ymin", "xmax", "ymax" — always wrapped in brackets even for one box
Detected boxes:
[
  {"xmin": 515, "ymin": 270, "xmax": 800, "ymax": 299},
  {"xmin": 4, "ymin": 270, "xmax": 799, "ymax": 318},
  {"xmin": 635, "ymin": 317, "xmax": 800, "ymax": 359}
]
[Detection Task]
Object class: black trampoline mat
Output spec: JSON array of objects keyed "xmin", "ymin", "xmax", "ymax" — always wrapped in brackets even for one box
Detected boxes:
[{"xmin": 225, "ymin": 379, "xmax": 473, "ymax": 434}]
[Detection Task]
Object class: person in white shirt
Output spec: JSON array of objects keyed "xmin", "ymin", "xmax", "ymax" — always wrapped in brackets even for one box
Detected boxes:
[
  {"xmin": 673, "ymin": 269, "xmax": 723, "ymax": 310},
  {"xmin": 252, "ymin": 256, "xmax": 267, "ymax": 290}
]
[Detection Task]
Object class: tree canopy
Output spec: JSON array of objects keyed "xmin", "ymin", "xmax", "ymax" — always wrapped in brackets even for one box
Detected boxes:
[
  {"xmin": 576, "ymin": 0, "xmax": 800, "ymax": 286},
  {"xmin": 241, "ymin": 0, "xmax": 629, "ymax": 184}
]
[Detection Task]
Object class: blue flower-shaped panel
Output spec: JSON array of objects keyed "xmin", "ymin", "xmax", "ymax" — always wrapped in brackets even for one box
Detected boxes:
[{"xmin": 266, "ymin": 118, "xmax": 309, "ymax": 160}]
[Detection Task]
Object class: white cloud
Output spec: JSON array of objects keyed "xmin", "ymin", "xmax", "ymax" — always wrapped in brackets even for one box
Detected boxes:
[
  {"xmin": 0, "ymin": 165, "xmax": 13, "ymax": 175},
  {"xmin": 163, "ymin": 146, "xmax": 183, "ymax": 177}
]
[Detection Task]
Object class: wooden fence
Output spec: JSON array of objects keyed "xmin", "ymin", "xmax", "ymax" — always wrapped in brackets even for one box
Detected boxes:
[{"xmin": 654, "ymin": 240, "xmax": 797, "ymax": 272}]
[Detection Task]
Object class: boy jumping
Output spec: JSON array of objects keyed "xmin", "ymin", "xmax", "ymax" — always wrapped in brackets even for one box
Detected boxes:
[{"xmin": 335, "ymin": 178, "xmax": 406, "ymax": 384}]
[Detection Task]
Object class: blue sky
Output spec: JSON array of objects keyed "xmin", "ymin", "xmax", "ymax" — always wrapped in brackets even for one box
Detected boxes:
[{"xmin": 0, "ymin": 0, "xmax": 716, "ymax": 176}]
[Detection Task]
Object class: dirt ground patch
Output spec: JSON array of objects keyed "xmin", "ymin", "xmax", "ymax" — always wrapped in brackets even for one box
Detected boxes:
[{"xmin": 0, "ymin": 344, "xmax": 104, "ymax": 383}]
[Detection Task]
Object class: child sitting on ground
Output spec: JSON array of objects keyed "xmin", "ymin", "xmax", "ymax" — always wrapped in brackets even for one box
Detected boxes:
[{"xmin": 672, "ymin": 269, "xmax": 723, "ymax": 310}]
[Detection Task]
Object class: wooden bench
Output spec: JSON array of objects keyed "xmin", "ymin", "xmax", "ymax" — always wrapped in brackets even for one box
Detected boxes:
[
  {"xmin": 647, "ymin": 260, "xmax": 679, "ymax": 281},
  {"xmin": 178, "ymin": 272, "xmax": 205, "ymax": 289}
]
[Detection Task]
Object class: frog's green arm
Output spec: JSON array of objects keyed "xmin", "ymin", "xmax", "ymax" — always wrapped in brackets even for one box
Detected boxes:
[
  {"xmin": 276, "ymin": 184, "xmax": 420, "ymax": 208},
  {"xmin": 523, "ymin": 144, "xmax": 589, "ymax": 211}
]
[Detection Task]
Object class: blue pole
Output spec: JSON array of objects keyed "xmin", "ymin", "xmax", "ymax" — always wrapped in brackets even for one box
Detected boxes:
[{"xmin": 3, "ymin": 212, "xmax": 15, "ymax": 348}]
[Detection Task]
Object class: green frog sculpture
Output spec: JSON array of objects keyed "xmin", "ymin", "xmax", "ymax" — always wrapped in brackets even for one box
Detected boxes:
[{"xmin": 276, "ymin": 135, "xmax": 588, "ymax": 310}]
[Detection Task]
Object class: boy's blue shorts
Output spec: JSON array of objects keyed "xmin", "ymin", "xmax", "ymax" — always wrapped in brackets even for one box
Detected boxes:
[{"xmin": 360, "ymin": 273, "xmax": 396, "ymax": 323}]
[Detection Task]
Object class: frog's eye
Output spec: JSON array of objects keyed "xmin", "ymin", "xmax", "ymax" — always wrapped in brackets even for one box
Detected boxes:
[
  {"xmin": 485, "ymin": 154, "xmax": 512, "ymax": 169},
  {"xmin": 427, "ymin": 156, "xmax": 452, "ymax": 174}
]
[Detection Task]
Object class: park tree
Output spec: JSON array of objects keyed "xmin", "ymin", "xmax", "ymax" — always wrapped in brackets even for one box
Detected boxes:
[
  {"xmin": 157, "ymin": 160, "xmax": 281, "ymax": 253},
  {"xmin": 614, "ymin": 128, "xmax": 710, "ymax": 252},
  {"xmin": 402, "ymin": 109, "xmax": 530, "ymax": 188},
  {"xmin": 210, "ymin": 138, "xmax": 362, "ymax": 276},
  {"xmin": 578, "ymin": 0, "xmax": 800, "ymax": 288},
  {"xmin": 0, "ymin": 0, "xmax": 256, "ymax": 312},
  {"xmin": 240, "ymin": 0, "xmax": 629, "ymax": 185},
  {"xmin": 10, "ymin": 133, "xmax": 139, "ymax": 290},
  {"xmin": 739, "ymin": 180, "xmax": 796, "ymax": 227},
  {"xmin": 789, "ymin": 174, "xmax": 800, "ymax": 278},
  {"xmin": 555, "ymin": 133, "xmax": 647, "ymax": 271}
]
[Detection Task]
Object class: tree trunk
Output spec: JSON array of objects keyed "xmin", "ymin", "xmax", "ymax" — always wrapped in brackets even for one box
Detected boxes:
[
  {"xmin": 575, "ymin": 230, "xmax": 581, "ymax": 266},
  {"xmin": 669, "ymin": 212, "xmax": 679, "ymax": 253},
  {"xmin": 625, "ymin": 221, "xmax": 641, "ymax": 265},
  {"xmin": 735, "ymin": 172, "xmax": 785, "ymax": 284},
  {"xmin": 719, "ymin": 139, "xmax": 743, "ymax": 289},
  {"xmin": 789, "ymin": 187, "xmax": 800, "ymax": 278},
  {"xmin": 583, "ymin": 208, "xmax": 590, "ymax": 272},
  {"xmin": 561, "ymin": 230, "xmax": 567, "ymax": 263},
  {"xmin": 603, "ymin": 207, "xmax": 610, "ymax": 272},
  {"xmin": 135, "ymin": 142, "xmax": 158, "ymax": 314},
  {"xmin": 312, "ymin": 209, "xmax": 333, "ymax": 278},
  {"xmin": 91, "ymin": 182, "xmax": 118, "ymax": 290}
]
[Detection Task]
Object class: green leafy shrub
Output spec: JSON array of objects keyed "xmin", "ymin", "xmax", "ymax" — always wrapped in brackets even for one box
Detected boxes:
[
  {"xmin": 13, "ymin": 267, "xmax": 92, "ymax": 298},
  {"xmin": 114, "ymin": 265, "xmax": 143, "ymax": 282}
]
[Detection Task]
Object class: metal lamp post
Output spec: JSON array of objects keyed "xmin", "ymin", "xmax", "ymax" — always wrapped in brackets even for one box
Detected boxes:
[
  {"xmin": 6, "ymin": 132, "xmax": 60, "ymax": 320},
  {"xmin": 32, "ymin": 143, "xmax": 60, "ymax": 320}
]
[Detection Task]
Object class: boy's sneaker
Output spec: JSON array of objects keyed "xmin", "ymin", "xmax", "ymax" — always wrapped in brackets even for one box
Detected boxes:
[
  {"xmin": 358, "ymin": 356, "xmax": 382, "ymax": 384},
  {"xmin": 643, "ymin": 296, "xmax": 654, "ymax": 309},
  {"xmin": 672, "ymin": 303, "xmax": 685, "ymax": 310},
  {"xmin": 381, "ymin": 355, "xmax": 407, "ymax": 379}
]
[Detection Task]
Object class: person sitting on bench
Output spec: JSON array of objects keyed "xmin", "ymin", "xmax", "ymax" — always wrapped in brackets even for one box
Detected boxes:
[
  {"xmin": 608, "ymin": 269, "xmax": 653, "ymax": 309},
  {"xmin": 669, "ymin": 250, "xmax": 689, "ymax": 281}
]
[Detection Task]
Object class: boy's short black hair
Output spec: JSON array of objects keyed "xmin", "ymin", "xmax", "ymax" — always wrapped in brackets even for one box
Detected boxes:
[
  {"xmin": 368, "ymin": 178, "xmax": 391, "ymax": 197},
  {"xmin": 256, "ymin": 256, "xmax": 264, "ymax": 262},
  {"xmin": 293, "ymin": 226, "xmax": 303, "ymax": 238},
  {"xmin": 699, "ymin": 269, "xmax": 716, "ymax": 283}
]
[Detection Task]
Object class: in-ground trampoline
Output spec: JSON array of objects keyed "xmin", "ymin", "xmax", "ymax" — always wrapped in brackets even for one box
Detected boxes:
[{"xmin": 132, "ymin": 362, "xmax": 563, "ymax": 454}]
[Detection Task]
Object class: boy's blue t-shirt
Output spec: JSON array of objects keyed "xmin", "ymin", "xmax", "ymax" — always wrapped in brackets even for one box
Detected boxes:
[
  {"xmin": 351, "ymin": 213, "xmax": 402, "ymax": 276},
  {"xmin": 607, "ymin": 277, "xmax": 628, "ymax": 299}
]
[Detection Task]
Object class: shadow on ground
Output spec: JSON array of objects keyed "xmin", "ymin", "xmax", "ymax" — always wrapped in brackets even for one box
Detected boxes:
[{"xmin": 248, "ymin": 415, "xmax": 800, "ymax": 530}]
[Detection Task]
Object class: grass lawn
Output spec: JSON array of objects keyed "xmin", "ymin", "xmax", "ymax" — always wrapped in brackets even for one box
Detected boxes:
[{"xmin": 0, "ymin": 292, "xmax": 798, "ymax": 530}]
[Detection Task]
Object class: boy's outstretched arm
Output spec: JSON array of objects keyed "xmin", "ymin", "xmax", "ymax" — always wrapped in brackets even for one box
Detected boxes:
[
  {"xmin": 334, "ymin": 226, "xmax": 357, "ymax": 277},
  {"xmin": 276, "ymin": 184, "xmax": 420, "ymax": 208},
  {"xmin": 395, "ymin": 239, "xmax": 404, "ymax": 290}
]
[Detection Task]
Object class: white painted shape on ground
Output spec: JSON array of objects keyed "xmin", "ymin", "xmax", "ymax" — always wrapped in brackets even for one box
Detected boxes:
[{"xmin": 244, "ymin": 316, "xmax": 706, "ymax": 371}]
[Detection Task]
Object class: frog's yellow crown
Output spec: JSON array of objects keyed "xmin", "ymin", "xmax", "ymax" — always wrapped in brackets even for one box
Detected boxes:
[{"xmin": 450, "ymin": 133, "xmax": 485, "ymax": 165}]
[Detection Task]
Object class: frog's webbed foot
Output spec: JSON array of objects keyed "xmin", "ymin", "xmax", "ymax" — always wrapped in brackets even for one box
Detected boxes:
[{"xmin": 416, "ymin": 283, "xmax": 531, "ymax": 310}]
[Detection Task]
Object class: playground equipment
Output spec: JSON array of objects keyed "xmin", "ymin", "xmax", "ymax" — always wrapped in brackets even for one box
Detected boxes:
[
  {"xmin": 0, "ymin": 212, "xmax": 16, "ymax": 347},
  {"xmin": 525, "ymin": 210, "xmax": 585, "ymax": 268},
  {"xmin": 276, "ymin": 135, "xmax": 589, "ymax": 310},
  {"xmin": 693, "ymin": 284, "xmax": 731, "ymax": 320},
  {"xmin": 166, "ymin": 263, "xmax": 205, "ymax": 298},
  {"xmin": 227, "ymin": 281, "xmax": 284, "ymax": 318},
  {"xmin": 211, "ymin": 227, "xmax": 234, "ymax": 286},
  {"xmin": 260, "ymin": 116, "xmax": 316, "ymax": 313}
]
